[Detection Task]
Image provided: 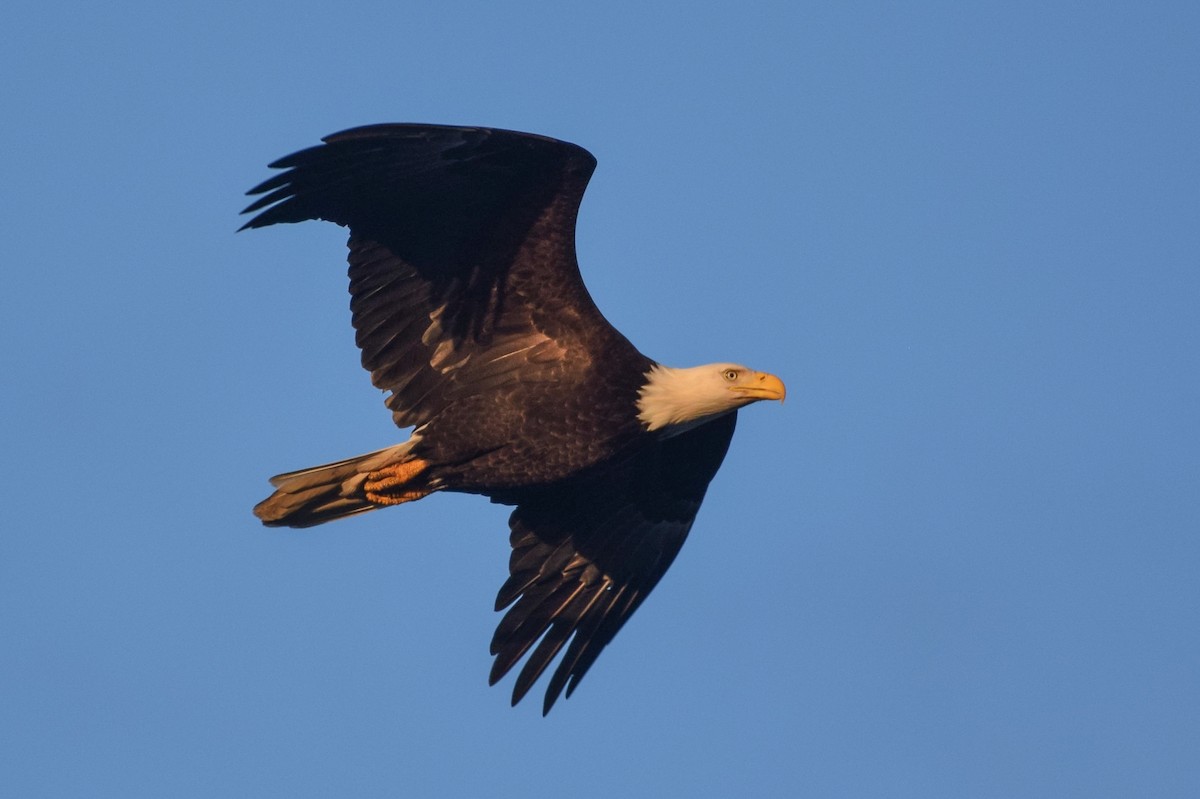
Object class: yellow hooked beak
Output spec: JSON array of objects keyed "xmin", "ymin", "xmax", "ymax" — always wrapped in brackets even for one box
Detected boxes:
[{"xmin": 730, "ymin": 371, "xmax": 786, "ymax": 402}]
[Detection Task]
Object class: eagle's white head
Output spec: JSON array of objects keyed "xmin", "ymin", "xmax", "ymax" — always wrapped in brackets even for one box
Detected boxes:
[{"xmin": 637, "ymin": 363, "xmax": 786, "ymax": 434}]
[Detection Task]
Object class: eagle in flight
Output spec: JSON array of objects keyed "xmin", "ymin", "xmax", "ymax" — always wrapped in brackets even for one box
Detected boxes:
[{"xmin": 241, "ymin": 124, "xmax": 785, "ymax": 714}]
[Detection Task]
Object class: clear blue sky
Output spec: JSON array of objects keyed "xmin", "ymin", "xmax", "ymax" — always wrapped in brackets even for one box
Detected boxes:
[{"xmin": 2, "ymin": 2, "xmax": 1197, "ymax": 796}]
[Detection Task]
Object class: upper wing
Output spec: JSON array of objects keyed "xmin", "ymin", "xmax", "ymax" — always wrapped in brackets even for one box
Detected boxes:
[
  {"xmin": 241, "ymin": 124, "xmax": 637, "ymax": 428},
  {"xmin": 490, "ymin": 412, "xmax": 738, "ymax": 714}
]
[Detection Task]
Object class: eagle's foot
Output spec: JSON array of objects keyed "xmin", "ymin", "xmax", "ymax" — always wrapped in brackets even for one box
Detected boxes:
[{"xmin": 364, "ymin": 459, "xmax": 431, "ymax": 506}]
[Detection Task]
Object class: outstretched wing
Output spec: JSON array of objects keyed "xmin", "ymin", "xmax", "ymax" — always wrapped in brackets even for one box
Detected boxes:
[
  {"xmin": 490, "ymin": 412, "xmax": 738, "ymax": 714},
  {"xmin": 241, "ymin": 124, "xmax": 638, "ymax": 429}
]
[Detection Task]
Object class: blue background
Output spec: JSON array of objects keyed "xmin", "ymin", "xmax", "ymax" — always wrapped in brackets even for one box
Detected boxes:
[{"xmin": 2, "ymin": 2, "xmax": 1197, "ymax": 796}]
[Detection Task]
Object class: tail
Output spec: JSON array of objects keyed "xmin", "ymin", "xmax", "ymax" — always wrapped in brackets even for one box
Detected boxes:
[{"xmin": 253, "ymin": 442, "xmax": 432, "ymax": 528}]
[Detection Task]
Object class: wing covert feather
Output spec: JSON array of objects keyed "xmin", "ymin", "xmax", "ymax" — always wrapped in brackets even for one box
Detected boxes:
[
  {"xmin": 242, "ymin": 124, "xmax": 639, "ymax": 429},
  {"xmin": 490, "ymin": 412, "xmax": 739, "ymax": 714}
]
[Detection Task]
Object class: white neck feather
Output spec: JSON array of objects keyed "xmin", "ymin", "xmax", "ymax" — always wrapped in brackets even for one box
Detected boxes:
[{"xmin": 636, "ymin": 364, "xmax": 735, "ymax": 433}]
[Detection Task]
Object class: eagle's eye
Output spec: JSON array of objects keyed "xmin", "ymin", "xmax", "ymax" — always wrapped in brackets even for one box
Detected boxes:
[{"xmin": 723, "ymin": 369, "xmax": 739, "ymax": 382}]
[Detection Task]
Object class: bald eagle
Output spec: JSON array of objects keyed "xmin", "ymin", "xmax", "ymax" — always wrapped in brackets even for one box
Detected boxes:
[{"xmin": 241, "ymin": 124, "xmax": 785, "ymax": 714}]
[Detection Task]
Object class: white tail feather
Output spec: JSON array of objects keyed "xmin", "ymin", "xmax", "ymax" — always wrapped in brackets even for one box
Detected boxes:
[{"xmin": 254, "ymin": 441, "xmax": 419, "ymax": 528}]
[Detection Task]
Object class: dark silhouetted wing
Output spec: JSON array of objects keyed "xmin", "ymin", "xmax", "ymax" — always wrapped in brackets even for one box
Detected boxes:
[
  {"xmin": 241, "ymin": 124, "xmax": 638, "ymax": 429},
  {"xmin": 490, "ymin": 412, "xmax": 738, "ymax": 714}
]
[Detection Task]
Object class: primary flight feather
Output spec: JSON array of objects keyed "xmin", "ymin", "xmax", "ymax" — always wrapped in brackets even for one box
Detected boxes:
[{"xmin": 241, "ymin": 123, "xmax": 785, "ymax": 714}]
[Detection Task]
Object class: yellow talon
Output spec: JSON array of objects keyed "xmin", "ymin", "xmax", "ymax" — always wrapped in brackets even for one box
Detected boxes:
[{"xmin": 364, "ymin": 460, "xmax": 432, "ymax": 506}]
